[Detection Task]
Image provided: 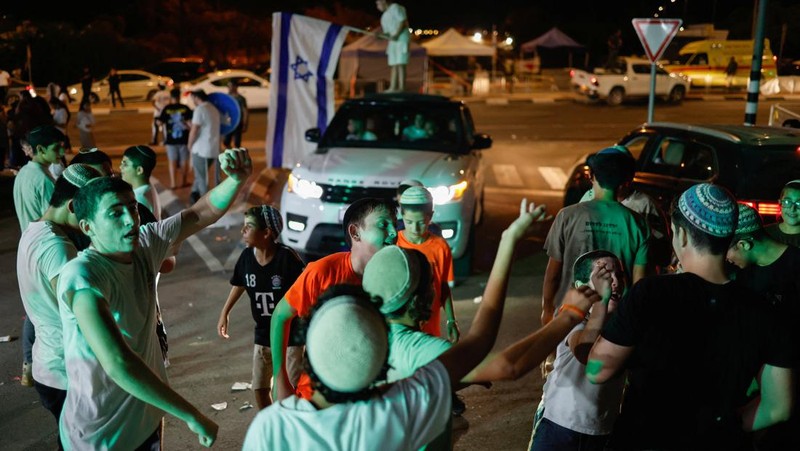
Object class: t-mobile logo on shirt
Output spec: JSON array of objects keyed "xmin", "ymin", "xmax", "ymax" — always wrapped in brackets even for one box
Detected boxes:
[{"xmin": 255, "ymin": 292, "xmax": 275, "ymax": 316}]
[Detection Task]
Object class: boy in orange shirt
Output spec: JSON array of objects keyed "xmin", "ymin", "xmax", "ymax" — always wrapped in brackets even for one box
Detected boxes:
[{"xmin": 397, "ymin": 186, "xmax": 459, "ymax": 342}]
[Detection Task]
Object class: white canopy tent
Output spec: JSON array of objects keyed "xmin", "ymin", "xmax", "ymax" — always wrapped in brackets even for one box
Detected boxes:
[
  {"xmin": 338, "ymin": 30, "xmax": 427, "ymax": 95},
  {"xmin": 422, "ymin": 28, "xmax": 495, "ymax": 56}
]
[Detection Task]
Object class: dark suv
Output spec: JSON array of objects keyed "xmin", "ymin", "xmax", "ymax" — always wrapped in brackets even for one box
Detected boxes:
[{"xmin": 564, "ymin": 122, "xmax": 800, "ymax": 220}]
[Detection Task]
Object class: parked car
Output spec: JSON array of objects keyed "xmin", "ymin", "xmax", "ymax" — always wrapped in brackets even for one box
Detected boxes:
[
  {"xmin": 279, "ymin": 93, "xmax": 491, "ymax": 274},
  {"xmin": 145, "ymin": 57, "xmax": 211, "ymax": 83},
  {"xmin": 563, "ymin": 122, "xmax": 800, "ymax": 223},
  {"xmin": 4, "ymin": 78, "xmax": 40, "ymax": 105},
  {"xmin": 67, "ymin": 70, "xmax": 174, "ymax": 104},
  {"xmin": 179, "ymin": 69, "xmax": 270, "ymax": 109},
  {"xmin": 570, "ymin": 57, "xmax": 691, "ymax": 105}
]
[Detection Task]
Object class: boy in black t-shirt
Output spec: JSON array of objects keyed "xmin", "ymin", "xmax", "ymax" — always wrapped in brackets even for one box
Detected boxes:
[
  {"xmin": 588, "ymin": 184, "xmax": 796, "ymax": 450},
  {"xmin": 217, "ymin": 205, "xmax": 305, "ymax": 409}
]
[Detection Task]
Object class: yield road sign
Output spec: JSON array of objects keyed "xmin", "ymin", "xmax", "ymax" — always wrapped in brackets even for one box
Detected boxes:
[{"xmin": 632, "ymin": 18, "xmax": 682, "ymax": 63}]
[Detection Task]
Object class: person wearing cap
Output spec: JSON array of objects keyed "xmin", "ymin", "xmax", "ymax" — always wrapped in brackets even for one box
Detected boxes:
[
  {"xmin": 16, "ymin": 164, "xmax": 101, "ymax": 439},
  {"xmin": 188, "ymin": 89, "xmax": 221, "ymax": 204},
  {"xmin": 13, "ymin": 125, "xmax": 67, "ymax": 386},
  {"xmin": 579, "ymin": 146, "xmax": 671, "ymax": 272},
  {"xmin": 397, "ymin": 186, "xmax": 458, "ymax": 341},
  {"xmin": 223, "ymin": 80, "xmax": 249, "ymax": 149},
  {"xmin": 245, "ymin": 199, "xmax": 601, "ymax": 450},
  {"xmin": 588, "ymin": 183, "xmax": 796, "ymax": 450},
  {"xmin": 157, "ymin": 88, "xmax": 193, "ymax": 189},
  {"xmin": 726, "ymin": 203, "xmax": 800, "ymax": 451},
  {"xmin": 765, "ymin": 180, "xmax": 800, "ymax": 248},
  {"xmin": 542, "ymin": 145, "xmax": 649, "ymax": 326},
  {"xmin": 363, "ymin": 245, "xmax": 455, "ymax": 449},
  {"xmin": 270, "ymin": 198, "xmax": 399, "ymax": 402},
  {"xmin": 54, "ymin": 148, "xmax": 252, "ymax": 449},
  {"xmin": 217, "ymin": 205, "xmax": 305, "ymax": 409},
  {"xmin": 395, "ymin": 179, "xmax": 442, "ymax": 237},
  {"xmin": 150, "ymin": 82, "xmax": 170, "ymax": 145}
]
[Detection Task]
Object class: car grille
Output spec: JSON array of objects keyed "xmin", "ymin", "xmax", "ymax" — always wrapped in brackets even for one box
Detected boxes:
[{"xmin": 319, "ymin": 184, "xmax": 397, "ymax": 204}]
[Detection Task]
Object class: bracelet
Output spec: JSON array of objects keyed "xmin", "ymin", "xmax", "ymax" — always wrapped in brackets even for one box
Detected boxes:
[{"xmin": 558, "ymin": 304, "xmax": 587, "ymax": 321}]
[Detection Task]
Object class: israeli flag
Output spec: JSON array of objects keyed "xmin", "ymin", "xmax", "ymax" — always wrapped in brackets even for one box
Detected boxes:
[{"xmin": 267, "ymin": 12, "xmax": 348, "ymax": 168}]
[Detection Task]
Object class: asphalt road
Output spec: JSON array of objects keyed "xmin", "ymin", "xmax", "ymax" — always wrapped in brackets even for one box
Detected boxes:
[{"xmin": 0, "ymin": 97, "xmax": 787, "ymax": 450}]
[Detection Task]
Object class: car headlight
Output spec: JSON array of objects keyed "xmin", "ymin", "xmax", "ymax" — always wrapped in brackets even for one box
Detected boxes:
[
  {"xmin": 427, "ymin": 181, "xmax": 468, "ymax": 205},
  {"xmin": 287, "ymin": 173, "xmax": 323, "ymax": 199}
]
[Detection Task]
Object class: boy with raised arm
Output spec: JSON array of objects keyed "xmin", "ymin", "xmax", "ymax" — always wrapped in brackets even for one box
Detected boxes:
[{"xmin": 56, "ymin": 148, "xmax": 252, "ymax": 449}]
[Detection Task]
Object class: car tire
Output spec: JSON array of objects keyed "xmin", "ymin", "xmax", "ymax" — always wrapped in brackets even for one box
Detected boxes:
[
  {"xmin": 607, "ymin": 87, "xmax": 625, "ymax": 106},
  {"xmin": 669, "ymin": 85, "xmax": 686, "ymax": 104}
]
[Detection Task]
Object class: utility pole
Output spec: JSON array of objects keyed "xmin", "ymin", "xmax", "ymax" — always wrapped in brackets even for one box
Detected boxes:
[{"xmin": 744, "ymin": 0, "xmax": 768, "ymax": 126}]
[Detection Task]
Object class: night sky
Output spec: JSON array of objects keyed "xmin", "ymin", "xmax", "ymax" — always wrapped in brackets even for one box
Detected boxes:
[{"xmin": 2, "ymin": 0, "xmax": 798, "ymax": 56}]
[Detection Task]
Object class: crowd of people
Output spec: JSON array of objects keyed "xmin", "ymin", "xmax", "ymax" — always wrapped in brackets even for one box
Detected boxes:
[{"xmin": 10, "ymin": 109, "xmax": 800, "ymax": 450}]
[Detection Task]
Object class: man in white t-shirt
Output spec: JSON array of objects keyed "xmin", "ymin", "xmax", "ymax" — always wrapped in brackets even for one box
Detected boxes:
[
  {"xmin": 17, "ymin": 164, "xmax": 101, "ymax": 443},
  {"xmin": 243, "ymin": 200, "xmax": 601, "ymax": 450},
  {"xmin": 187, "ymin": 89, "xmax": 221, "ymax": 204},
  {"xmin": 56, "ymin": 148, "xmax": 252, "ymax": 449},
  {"xmin": 13, "ymin": 125, "xmax": 67, "ymax": 387}
]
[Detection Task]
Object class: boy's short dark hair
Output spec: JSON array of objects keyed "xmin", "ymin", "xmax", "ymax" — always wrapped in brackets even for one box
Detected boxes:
[
  {"xmin": 123, "ymin": 145, "xmax": 157, "ymax": 179},
  {"xmin": 587, "ymin": 147, "xmax": 635, "ymax": 191},
  {"xmin": 341, "ymin": 198, "xmax": 397, "ymax": 247},
  {"xmin": 70, "ymin": 148, "xmax": 112, "ymax": 168},
  {"xmin": 26, "ymin": 125, "xmax": 66, "ymax": 151},
  {"xmin": 74, "ymin": 177, "xmax": 134, "ymax": 222},
  {"xmin": 191, "ymin": 89, "xmax": 208, "ymax": 101},
  {"xmin": 169, "ymin": 87, "xmax": 182, "ymax": 99},
  {"xmin": 572, "ymin": 250, "xmax": 619, "ymax": 285}
]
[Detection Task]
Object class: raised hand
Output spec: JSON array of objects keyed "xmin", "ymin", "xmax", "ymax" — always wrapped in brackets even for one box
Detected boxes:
[
  {"xmin": 590, "ymin": 261, "xmax": 614, "ymax": 303},
  {"xmin": 218, "ymin": 147, "xmax": 253, "ymax": 182},
  {"xmin": 502, "ymin": 198, "xmax": 551, "ymax": 242}
]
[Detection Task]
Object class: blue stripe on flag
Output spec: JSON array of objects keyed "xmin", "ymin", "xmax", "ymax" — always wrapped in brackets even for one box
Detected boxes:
[
  {"xmin": 316, "ymin": 24, "xmax": 343, "ymax": 132},
  {"xmin": 272, "ymin": 13, "xmax": 293, "ymax": 168}
]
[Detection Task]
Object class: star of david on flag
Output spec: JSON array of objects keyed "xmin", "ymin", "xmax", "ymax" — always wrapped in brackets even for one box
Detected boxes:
[{"xmin": 267, "ymin": 13, "xmax": 348, "ymax": 168}]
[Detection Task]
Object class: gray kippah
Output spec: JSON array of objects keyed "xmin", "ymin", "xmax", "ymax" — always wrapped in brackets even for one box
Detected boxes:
[
  {"xmin": 63, "ymin": 164, "xmax": 102, "ymax": 188},
  {"xmin": 362, "ymin": 246, "xmax": 421, "ymax": 315},
  {"xmin": 399, "ymin": 186, "xmax": 433, "ymax": 206}
]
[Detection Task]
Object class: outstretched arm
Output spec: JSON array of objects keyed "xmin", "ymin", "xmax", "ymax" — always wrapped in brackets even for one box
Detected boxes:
[
  {"xmin": 177, "ymin": 148, "xmax": 252, "ymax": 242},
  {"xmin": 71, "ymin": 289, "xmax": 217, "ymax": 447},
  {"xmin": 437, "ymin": 199, "xmax": 550, "ymax": 384},
  {"xmin": 463, "ymin": 286, "xmax": 599, "ymax": 383}
]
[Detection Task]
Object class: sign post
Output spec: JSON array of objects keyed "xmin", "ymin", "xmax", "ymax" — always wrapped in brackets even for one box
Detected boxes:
[{"xmin": 632, "ymin": 18, "xmax": 682, "ymax": 123}]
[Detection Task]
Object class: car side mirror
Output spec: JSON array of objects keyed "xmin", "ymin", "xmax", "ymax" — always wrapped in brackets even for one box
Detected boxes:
[
  {"xmin": 472, "ymin": 133, "xmax": 492, "ymax": 150},
  {"xmin": 305, "ymin": 128, "xmax": 321, "ymax": 143}
]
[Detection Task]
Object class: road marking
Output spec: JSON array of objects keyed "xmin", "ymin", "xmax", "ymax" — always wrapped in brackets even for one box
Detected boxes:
[
  {"xmin": 153, "ymin": 177, "xmax": 225, "ymax": 272},
  {"xmin": 492, "ymin": 164, "xmax": 524, "ymax": 187},
  {"xmin": 538, "ymin": 166, "xmax": 568, "ymax": 190}
]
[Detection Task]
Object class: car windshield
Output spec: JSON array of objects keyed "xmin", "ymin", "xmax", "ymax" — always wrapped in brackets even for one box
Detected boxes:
[
  {"xmin": 320, "ymin": 102, "xmax": 467, "ymax": 153},
  {"xmin": 740, "ymin": 145, "xmax": 800, "ymax": 199}
]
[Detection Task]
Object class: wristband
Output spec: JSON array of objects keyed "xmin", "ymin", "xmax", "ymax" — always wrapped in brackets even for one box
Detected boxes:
[
  {"xmin": 558, "ymin": 304, "xmax": 587, "ymax": 321},
  {"xmin": 446, "ymin": 320, "xmax": 458, "ymax": 325}
]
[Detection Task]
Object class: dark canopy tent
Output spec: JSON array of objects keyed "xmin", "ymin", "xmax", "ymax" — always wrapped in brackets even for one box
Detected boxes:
[{"xmin": 520, "ymin": 27, "xmax": 587, "ymax": 68}]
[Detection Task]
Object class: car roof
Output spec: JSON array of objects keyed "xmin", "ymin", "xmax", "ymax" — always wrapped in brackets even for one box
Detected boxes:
[
  {"xmin": 344, "ymin": 93, "xmax": 459, "ymax": 106},
  {"xmin": 644, "ymin": 122, "xmax": 800, "ymax": 146}
]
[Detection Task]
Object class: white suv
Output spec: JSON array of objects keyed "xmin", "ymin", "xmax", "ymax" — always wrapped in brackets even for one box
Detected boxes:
[{"xmin": 280, "ymin": 93, "xmax": 491, "ymax": 269}]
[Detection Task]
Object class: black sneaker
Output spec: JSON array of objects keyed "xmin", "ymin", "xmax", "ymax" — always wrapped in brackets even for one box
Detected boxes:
[{"xmin": 452, "ymin": 393, "xmax": 466, "ymax": 416}]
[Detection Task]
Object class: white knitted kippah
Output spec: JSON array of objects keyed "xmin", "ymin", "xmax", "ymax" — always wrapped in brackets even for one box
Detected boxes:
[
  {"xmin": 63, "ymin": 164, "xmax": 101, "ymax": 188},
  {"xmin": 399, "ymin": 186, "xmax": 433, "ymax": 206},
  {"xmin": 362, "ymin": 246, "xmax": 421, "ymax": 314},
  {"xmin": 305, "ymin": 296, "xmax": 388, "ymax": 393}
]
